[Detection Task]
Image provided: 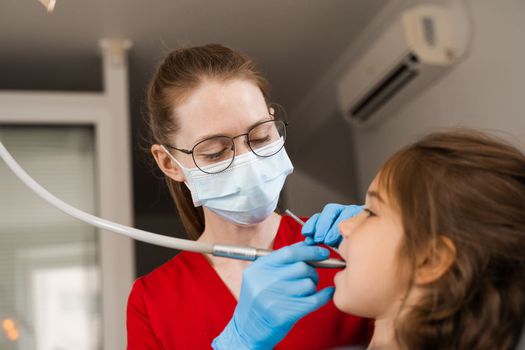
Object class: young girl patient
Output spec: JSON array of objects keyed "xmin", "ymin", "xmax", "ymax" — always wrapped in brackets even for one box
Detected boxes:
[{"xmin": 333, "ymin": 130, "xmax": 525, "ymax": 349}]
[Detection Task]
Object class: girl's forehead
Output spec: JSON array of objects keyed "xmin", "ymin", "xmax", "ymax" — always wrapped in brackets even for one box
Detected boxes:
[
  {"xmin": 367, "ymin": 177, "xmax": 381, "ymax": 198},
  {"xmin": 367, "ymin": 175, "xmax": 394, "ymax": 207}
]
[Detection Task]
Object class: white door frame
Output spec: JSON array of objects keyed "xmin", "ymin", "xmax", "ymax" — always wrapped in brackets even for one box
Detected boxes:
[{"xmin": 0, "ymin": 39, "xmax": 134, "ymax": 349}]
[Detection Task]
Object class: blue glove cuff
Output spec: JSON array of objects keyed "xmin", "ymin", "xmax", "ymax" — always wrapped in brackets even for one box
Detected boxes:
[{"xmin": 212, "ymin": 317, "xmax": 256, "ymax": 350}]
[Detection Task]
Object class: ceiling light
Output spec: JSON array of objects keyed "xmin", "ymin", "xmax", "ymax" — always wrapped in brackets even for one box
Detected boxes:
[{"xmin": 39, "ymin": 0, "xmax": 56, "ymax": 13}]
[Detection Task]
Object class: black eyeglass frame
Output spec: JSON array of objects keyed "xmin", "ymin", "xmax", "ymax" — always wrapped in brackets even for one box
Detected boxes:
[{"xmin": 165, "ymin": 119, "xmax": 289, "ymax": 174}]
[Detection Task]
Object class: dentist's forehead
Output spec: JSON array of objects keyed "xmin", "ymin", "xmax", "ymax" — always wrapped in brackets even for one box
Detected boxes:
[{"xmin": 172, "ymin": 79, "xmax": 268, "ymax": 145}]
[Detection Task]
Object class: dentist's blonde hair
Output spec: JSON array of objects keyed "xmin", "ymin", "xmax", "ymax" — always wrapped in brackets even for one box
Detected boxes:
[{"xmin": 146, "ymin": 44, "xmax": 270, "ymax": 239}]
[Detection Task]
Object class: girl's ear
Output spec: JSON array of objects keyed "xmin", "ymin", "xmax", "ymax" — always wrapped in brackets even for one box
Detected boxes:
[
  {"xmin": 150, "ymin": 144, "xmax": 186, "ymax": 182},
  {"xmin": 414, "ymin": 236, "xmax": 456, "ymax": 285}
]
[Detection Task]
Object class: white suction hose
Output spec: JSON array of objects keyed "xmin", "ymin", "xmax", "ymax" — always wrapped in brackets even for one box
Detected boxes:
[{"xmin": 0, "ymin": 140, "xmax": 213, "ymax": 254}]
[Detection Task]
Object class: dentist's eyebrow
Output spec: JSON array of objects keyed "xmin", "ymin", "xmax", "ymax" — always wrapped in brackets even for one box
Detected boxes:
[
  {"xmin": 367, "ymin": 190, "xmax": 384, "ymax": 203},
  {"xmin": 193, "ymin": 116, "xmax": 271, "ymax": 145}
]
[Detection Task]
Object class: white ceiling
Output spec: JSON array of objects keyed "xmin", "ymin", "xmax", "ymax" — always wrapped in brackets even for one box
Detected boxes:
[{"xmin": 0, "ymin": 0, "xmax": 388, "ymax": 110}]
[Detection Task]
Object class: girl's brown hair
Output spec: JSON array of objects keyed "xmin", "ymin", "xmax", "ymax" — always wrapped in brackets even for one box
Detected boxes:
[
  {"xmin": 378, "ymin": 130, "xmax": 525, "ymax": 349},
  {"xmin": 146, "ymin": 44, "xmax": 270, "ymax": 239}
]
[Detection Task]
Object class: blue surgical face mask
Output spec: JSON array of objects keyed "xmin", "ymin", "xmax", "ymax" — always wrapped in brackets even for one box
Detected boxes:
[{"xmin": 161, "ymin": 138, "xmax": 294, "ymax": 225}]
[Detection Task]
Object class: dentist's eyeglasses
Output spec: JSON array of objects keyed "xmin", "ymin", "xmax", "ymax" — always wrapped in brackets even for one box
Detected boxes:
[{"xmin": 165, "ymin": 119, "xmax": 288, "ymax": 174}]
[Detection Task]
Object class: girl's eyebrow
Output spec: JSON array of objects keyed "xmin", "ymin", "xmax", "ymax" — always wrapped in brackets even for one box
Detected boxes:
[{"xmin": 367, "ymin": 190, "xmax": 384, "ymax": 203}]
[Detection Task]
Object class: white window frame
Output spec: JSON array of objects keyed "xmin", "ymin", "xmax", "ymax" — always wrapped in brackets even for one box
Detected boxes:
[{"xmin": 0, "ymin": 39, "xmax": 134, "ymax": 349}]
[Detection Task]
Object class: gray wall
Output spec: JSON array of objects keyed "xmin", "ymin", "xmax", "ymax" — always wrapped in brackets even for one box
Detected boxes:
[{"xmin": 284, "ymin": 110, "xmax": 359, "ymax": 216}]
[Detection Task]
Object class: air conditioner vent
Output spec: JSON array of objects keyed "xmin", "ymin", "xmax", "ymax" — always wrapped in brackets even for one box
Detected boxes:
[
  {"xmin": 349, "ymin": 53, "xmax": 419, "ymax": 123},
  {"xmin": 337, "ymin": 4, "xmax": 463, "ymax": 127}
]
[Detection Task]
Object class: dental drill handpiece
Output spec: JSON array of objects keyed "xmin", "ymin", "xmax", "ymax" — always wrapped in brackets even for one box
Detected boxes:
[
  {"xmin": 283, "ymin": 209, "xmax": 346, "ymax": 268},
  {"xmin": 212, "ymin": 244, "xmax": 346, "ymax": 269},
  {"xmin": 211, "ymin": 212, "xmax": 346, "ymax": 268}
]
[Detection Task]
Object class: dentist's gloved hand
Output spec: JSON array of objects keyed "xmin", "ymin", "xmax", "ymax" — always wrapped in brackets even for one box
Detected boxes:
[
  {"xmin": 212, "ymin": 242, "xmax": 334, "ymax": 350},
  {"xmin": 302, "ymin": 204, "xmax": 364, "ymax": 247}
]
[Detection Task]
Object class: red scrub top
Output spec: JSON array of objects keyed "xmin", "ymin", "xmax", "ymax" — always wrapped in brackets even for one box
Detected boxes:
[{"xmin": 127, "ymin": 215, "xmax": 370, "ymax": 349}]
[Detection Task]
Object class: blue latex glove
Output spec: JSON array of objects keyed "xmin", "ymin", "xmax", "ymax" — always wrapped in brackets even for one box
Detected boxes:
[
  {"xmin": 302, "ymin": 204, "xmax": 364, "ymax": 247},
  {"xmin": 212, "ymin": 242, "xmax": 334, "ymax": 350}
]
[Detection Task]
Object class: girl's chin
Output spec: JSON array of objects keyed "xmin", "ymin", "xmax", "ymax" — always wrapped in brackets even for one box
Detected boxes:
[
  {"xmin": 332, "ymin": 285, "xmax": 346, "ymax": 312},
  {"xmin": 334, "ymin": 268, "xmax": 345, "ymax": 284},
  {"xmin": 334, "ymin": 270, "xmax": 341, "ymax": 286},
  {"xmin": 333, "ymin": 270, "xmax": 349, "ymax": 306},
  {"xmin": 333, "ymin": 270, "xmax": 347, "ymax": 296}
]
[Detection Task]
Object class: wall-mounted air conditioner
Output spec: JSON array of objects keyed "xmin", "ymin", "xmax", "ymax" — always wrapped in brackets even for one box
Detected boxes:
[{"xmin": 337, "ymin": 4, "xmax": 462, "ymax": 126}]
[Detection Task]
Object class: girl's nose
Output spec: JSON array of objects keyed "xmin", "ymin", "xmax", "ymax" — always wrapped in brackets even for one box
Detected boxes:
[{"xmin": 339, "ymin": 211, "xmax": 366, "ymax": 238}]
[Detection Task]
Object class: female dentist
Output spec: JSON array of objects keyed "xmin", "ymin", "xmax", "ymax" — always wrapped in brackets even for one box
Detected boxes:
[{"xmin": 126, "ymin": 44, "xmax": 369, "ymax": 349}]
